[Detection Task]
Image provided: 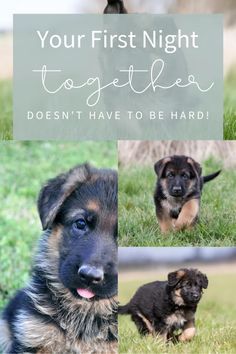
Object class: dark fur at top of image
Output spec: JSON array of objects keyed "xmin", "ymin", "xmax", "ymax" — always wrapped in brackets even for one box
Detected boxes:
[
  {"xmin": 154, "ymin": 155, "xmax": 221, "ymax": 233},
  {"xmin": 104, "ymin": 0, "xmax": 127, "ymax": 14},
  {"xmin": 119, "ymin": 268, "xmax": 208, "ymax": 342},
  {"xmin": 0, "ymin": 164, "xmax": 118, "ymax": 354}
]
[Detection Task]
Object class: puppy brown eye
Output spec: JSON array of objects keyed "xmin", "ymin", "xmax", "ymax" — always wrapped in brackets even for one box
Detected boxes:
[{"xmin": 74, "ymin": 218, "xmax": 87, "ymax": 231}]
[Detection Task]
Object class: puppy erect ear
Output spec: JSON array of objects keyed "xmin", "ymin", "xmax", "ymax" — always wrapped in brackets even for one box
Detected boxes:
[
  {"xmin": 168, "ymin": 269, "xmax": 186, "ymax": 287},
  {"xmin": 104, "ymin": 0, "xmax": 127, "ymax": 14},
  {"xmin": 154, "ymin": 157, "xmax": 171, "ymax": 178},
  {"xmin": 187, "ymin": 157, "xmax": 202, "ymax": 178},
  {"xmin": 38, "ymin": 164, "xmax": 91, "ymax": 230},
  {"xmin": 198, "ymin": 272, "xmax": 208, "ymax": 289}
]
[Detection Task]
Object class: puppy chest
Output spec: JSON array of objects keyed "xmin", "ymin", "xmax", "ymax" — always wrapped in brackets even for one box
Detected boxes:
[
  {"xmin": 165, "ymin": 311, "xmax": 186, "ymax": 330},
  {"xmin": 161, "ymin": 199, "xmax": 182, "ymax": 218}
]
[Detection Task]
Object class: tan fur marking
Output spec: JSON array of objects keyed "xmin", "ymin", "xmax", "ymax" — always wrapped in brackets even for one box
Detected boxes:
[
  {"xmin": 47, "ymin": 226, "xmax": 62, "ymax": 259},
  {"xmin": 78, "ymin": 340, "xmax": 118, "ymax": 354},
  {"xmin": 87, "ymin": 200, "xmax": 100, "ymax": 212},
  {"xmin": 100, "ymin": 213, "xmax": 117, "ymax": 232},
  {"xmin": 36, "ymin": 340, "xmax": 117, "ymax": 354},
  {"xmin": 162, "ymin": 157, "xmax": 172, "ymax": 165},
  {"xmin": 178, "ymin": 319, "xmax": 196, "ymax": 342},
  {"xmin": 66, "ymin": 208, "xmax": 85, "ymax": 220},
  {"xmin": 173, "ymin": 289, "xmax": 185, "ymax": 306},
  {"xmin": 177, "ymin": 270, "xmax": 186, "ymax": 278},
  {"xmin": 63, "ymin": 166, "xmax": 89, "ymax": 194},
  {"xmin": 174, "ymin": 199, "xmax": 199, "ymax": 231},
  {"xmin": 187, "ymin": 158, "xmax": 194, "ymax": 165},
  {"xmin": 0, "ymin": 319, "xmax": 12, "ymax": 353},
  {"xmin": 137, "ymin": 312, "xmax": 154, "ymax": 334},
  {"xmin": 158, "ymin": 215, "xmax": 173, "ymax": 234},
  {"xmin": 165, "ymin": 312, "xmax": 185, "ymax": 328},
  {"xmin": 15, "ymin": 312, "xmax": 65, "ymax": 351}
]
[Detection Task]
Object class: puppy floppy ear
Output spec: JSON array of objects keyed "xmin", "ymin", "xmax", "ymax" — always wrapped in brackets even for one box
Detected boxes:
[
  {"xmin": 187, "ymin": 157, "xmax": 202, "ymax": 178},
  {"xmin": 104, "ymin": 0, "xmax": 127, "ymax": 14},
  {"xmin": 154, "ymin": 157, "xmax": 171, "ymax": 178},
  {"xmin": 38, "ymin": 164, "xmax": 91, "ymax": 230},
  {"xmin": 198, "ymin": 272, "xmax": 208, "ymax": 289},
  {"xmin": 168, "ymin": 269, "xmax": 185, "ymax": 287}
]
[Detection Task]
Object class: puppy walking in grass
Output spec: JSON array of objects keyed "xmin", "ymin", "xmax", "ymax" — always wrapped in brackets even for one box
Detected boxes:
[
  {"xmin": 154, "ymin": 155, "xmax": 221, "ymax": 233},
  {"xmin": 0, "ymin": 164, "xmax": 118, "ymax": 354},
  {"xmin": 119, "ymin": 268, "xmax": 208, "ymax": 342}
]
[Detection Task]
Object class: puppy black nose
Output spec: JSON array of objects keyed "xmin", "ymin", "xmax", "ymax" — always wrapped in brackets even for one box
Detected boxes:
[
  {"xmin": 172, "ymin": 186, "xmax": 182, "ymax": 194},
  {"xmin": 192, "ymin": 293, "xmax": 200, "ymax": 301},
  {"xmin": 78, "ymin": 265, "xmax": 104, "ymax": 284}
]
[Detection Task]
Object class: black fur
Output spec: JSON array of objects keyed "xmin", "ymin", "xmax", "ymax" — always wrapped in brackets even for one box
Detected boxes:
[
  {"xmin": 119, "ymin": 268, "xmax": 208, "ymax": 342},
  {"xmin": 104, "ymin": 0, "xmax": 127, "ymax": 14},
  {"xmin": 0, "ymin": 164, "xmax": 118, "ymax": 354}
]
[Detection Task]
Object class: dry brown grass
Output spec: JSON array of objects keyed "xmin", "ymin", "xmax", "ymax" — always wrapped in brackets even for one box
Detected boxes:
[{"xmin": 118, "ymin": 141, "xmax": 236, "ymax": 168}]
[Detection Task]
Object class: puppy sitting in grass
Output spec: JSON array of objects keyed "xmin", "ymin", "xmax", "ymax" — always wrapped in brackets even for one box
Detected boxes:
[
  {"xmin": 119, "ymin": 268, "xmax": 208, "ymax": 342},
  {"xmin": 154, "ymin": 155, "xmax": 221, "ymax": 233}
]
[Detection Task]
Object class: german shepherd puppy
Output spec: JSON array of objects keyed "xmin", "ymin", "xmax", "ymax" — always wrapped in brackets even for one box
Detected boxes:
[
  {"xmin": 119, "ymin": 268, "xmax": 208, "ymax": 342},
  {"xmin": 104, "ymin": 0, "xmax": 127, "ymax": 14},
  {"xmin": 154, "ymin": 155, "xmax": 221, "ymax": 233},
  {"xmin": 0, "ymin": 164, "xmax": 118, "ymax": 354}
]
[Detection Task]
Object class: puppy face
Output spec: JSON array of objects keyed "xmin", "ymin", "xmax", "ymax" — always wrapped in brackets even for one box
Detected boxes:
[
  {"xmin": 168, "ymin": 269, "xmax": 208, "ymax": 305},
  {"xmin": 154, "ymin": 156, "xmax": 202, "ymax": 198},
  {"xmin": 38, "ymin": 164, "xmax": 117, "ymax": 301}
]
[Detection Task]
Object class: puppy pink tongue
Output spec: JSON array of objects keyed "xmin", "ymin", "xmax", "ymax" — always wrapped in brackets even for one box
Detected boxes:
[{"xmin": 77, "ymin": 288, "xmax": 95, "ymax": 299}]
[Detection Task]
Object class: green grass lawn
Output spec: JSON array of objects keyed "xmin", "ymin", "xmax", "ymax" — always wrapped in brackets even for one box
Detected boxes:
[
  {"xmin": 0, "ymin": 76, "xmax": 236, "ymax": 140},
  {"xmin": 224, "ymin": 73, "xmax": 236, "ymax": 140},
  {"xmin": 119, "ymin": 270, "xmax": 236, "ymax": 354},
  {"xmin": 0, "ymin": 141, "xmax": 117, "ymax": 309},
  {"xmin": 0, "ymin": 80, "xmax": 12, "ymax": 140},
  {"xmin": 119, "ymin": 158, "xmax": 236, "ymax": 247}
]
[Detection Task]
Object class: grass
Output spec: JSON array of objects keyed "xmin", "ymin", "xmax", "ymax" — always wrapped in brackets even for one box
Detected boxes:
[
  {"xmin": 224, "ymin": 72, "xmax": 236, "ymax": 140},
  {"xmin": 0, "ymin": 141, "xmax": 117, "ymax": 309},
  {"xmin": 119, "ymin": 158, "xmax": 236, "ymax": 246},
  {"xmin": 0, "ymin": 80, "xmax": 12, "ymax": 140},
  {"xmin": 0, "ymin": 74, "xmax": 236, "ymax": 140},
  {"xmin": 119, "ymin": 270, "xmax": 236, "ymax": 354}
]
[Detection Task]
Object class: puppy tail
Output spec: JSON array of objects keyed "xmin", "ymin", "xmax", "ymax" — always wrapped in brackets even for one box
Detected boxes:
[
  {"xmin": 203, "ymin": 170, "xmax": 221, "ymax": 183},
  {"xmin": 118, "ymin": 303, "xmax": 130, "ymax": 315}
]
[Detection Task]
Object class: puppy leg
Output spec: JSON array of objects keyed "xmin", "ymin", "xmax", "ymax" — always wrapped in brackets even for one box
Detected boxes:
[
  {"xmin": 137, "ymin": 312, "xmax": 155, "ymax": 335},
  {"xmin": 159, "ymin": 331, "xmax": 168, "ymax": 342},
  {"xmin": 178, "ymin": 320, "xmax": 196, "ymax": 342},
  {"xmin": 158, "ymin": 216, "xmax": 173, "ymax": 234},
  {"xmin": 174, "ymin": 199, "xmax": 199, "ymax": 231},
  {"xmin": 131, "ymin": 313, "xmax": 153, "ymax": 336}
]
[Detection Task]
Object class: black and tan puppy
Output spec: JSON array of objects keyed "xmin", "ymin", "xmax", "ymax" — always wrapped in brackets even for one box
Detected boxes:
[
  {"xmin": 0, "ymin": 164, "xmax": 118, "ymax": 354},
  {"xmin": 119, "ymin": 268, "xmax": 208, "ymax": 342},
  {"xmin": 104, "ymin": 0, "xmax": 127, "ymax": 14},
  {"xmin": 154, "ymin": 155, "xmax": 221, "ymax": 233}
]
